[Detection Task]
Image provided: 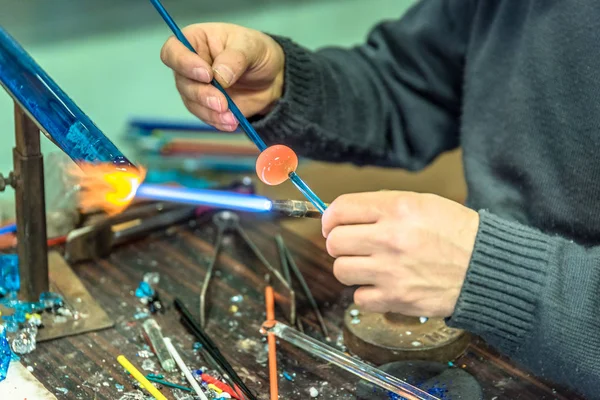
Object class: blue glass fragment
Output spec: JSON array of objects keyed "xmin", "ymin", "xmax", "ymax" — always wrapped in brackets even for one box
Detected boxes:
[
  {"xmin": 0, "ymin": 255, "xmax": 19, "ymax": 295},
  {"xmin": 3, "ymin": 321, "xmax": 18, "ymax": 333},
  {"xmin": 39, "ymin": 292, "xmax": 64, "ymax": 308},
  {"xmin": 135, "ymin": 282, "xmax": 155, "ymax": 298},
  {"xmin": 282, "ymin": 371, "xmax": 294, "ymax": 381},
  {"xmin": 0, "ymin": 327, "xmax": 11, "ymax": 382}
]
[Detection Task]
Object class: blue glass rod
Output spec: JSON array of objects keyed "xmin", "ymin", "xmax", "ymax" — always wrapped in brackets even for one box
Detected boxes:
[
  {"xmin": 149, "ymin": 0, "xmax": 328, "ymax": 213},
  {"xmin": 0, "ymin": 27, "xmax": 132, "ymax": 167},
  {"xmin": 149, "ymin": 0, "xmax": 267, "ymax": 151}
]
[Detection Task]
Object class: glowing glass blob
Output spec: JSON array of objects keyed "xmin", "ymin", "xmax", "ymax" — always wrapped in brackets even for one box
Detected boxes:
[
  {"xmin": 256, "ymin": 145, "xmax": 299, "ymax": 186},
  {"xmin": 70, "ymin": 163, "xmax": 146, "ymax": 215}
]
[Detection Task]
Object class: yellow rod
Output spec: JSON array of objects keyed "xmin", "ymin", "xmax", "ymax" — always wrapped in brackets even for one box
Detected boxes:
[{"xmin": 117, "ymin": 355, "xmax": 167, "ymax": 400}]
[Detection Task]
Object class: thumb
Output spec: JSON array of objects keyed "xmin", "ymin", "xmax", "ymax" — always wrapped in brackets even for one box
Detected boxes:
[{"xmin": 212, "ymin": 44, "xmax": 256, "ymax": 88}]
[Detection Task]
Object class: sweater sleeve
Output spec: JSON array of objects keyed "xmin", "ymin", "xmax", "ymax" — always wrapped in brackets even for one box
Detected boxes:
[
  {"xmin": 447, "ymin": 210, "xmax": 600, "ymax": 399},
  {"xmin": 253, "ymin": 0, "xmax": 476, "ymax": 170}
]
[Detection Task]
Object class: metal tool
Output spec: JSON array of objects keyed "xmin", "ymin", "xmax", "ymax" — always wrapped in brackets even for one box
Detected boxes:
[
  {"xmin": 275, "ymin": 235, "xmax": 328, "ymax": 337},
  {"xmin": 134, "ymin": 183, "xmax": 325, "ymax": 219},
  {"xmin": 65, "ymin": 180, "xmax": 256, "ymax": 263},
  {"xmin": 270, "ymin": 200, "xmax": 325, "ymax": 219},
  {"xmin": 65, "ymin": 202, "xmax": 196, "ymax": 263},
  {"xmin": 343, "ymin": 304, "xmax": 470, "ymax": 365},
  {"xmin": 199, "ymin": 211, "xmax": 296, "ymax": 328}
]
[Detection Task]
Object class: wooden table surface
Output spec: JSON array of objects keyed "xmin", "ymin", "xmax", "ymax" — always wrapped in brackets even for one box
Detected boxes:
[{"xmin": 19, "ymin": 213, "xmax": 583, "ymax": 400}]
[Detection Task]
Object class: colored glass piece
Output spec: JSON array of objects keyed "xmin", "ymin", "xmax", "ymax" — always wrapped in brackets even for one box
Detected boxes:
[
  {"xmin": 0, "ymin": 255, "xmax": 19, "ymax": 295},
  {"xmin": 0, "ymin": 326, "xmax": 11, "ymax": 382},
  {"xmin": 135, "ymin": 281, "xmax": 155, "ymax": 298},
  {"xmin": 255, "ymin": 145, "xmax": 299, "ymax": 186},
  {"xmin": 39, "ymin": 292, "xmax": 64, "ymax": 309},
  {"xmin": 0, "ymin": 27, "xmax": 132, "ymax": 167}
]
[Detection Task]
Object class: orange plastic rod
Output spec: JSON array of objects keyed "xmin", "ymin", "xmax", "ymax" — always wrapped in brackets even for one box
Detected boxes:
[{"xmin": 265, "ymin": 286, "xmax": 278, "ymax": 400}]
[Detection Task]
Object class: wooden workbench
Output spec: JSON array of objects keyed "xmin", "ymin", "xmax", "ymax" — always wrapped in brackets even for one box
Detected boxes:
[{"xmin": 17, "ymin": 213, "xmax": 583, "ymax": 400}]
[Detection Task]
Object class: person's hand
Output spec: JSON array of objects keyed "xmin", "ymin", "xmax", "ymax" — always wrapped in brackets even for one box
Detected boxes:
[
  {"xmin": 160, "ymin": 23, "xmax": 285, "ymax": 131},
  {"xmin": 322, "ymin": 191, "xmax": 479, "ymax": 318}
]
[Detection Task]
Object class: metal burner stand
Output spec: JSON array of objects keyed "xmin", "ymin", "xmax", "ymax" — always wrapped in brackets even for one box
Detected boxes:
[{"xmin": 0, "ymin": 102, "xmax": 112, "ymax": 341}]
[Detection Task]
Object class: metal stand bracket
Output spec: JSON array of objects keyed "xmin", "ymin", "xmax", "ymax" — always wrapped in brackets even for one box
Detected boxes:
[{"xmin": 8, "ymin": 102, "xmax": 113, "ymax": 340}]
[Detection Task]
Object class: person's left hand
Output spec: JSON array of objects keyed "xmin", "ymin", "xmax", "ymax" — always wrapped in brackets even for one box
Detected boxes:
[{"xmin": 321, "ymin": 191, "xmax": 479, "ymax": 318}]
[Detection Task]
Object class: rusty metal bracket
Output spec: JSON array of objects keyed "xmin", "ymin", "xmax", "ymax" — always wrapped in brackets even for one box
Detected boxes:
[
  {"xmin": 13, "ymin": 102, "xmax": 49, "ymax": 301},
  {"xmin": 5, "ymin": 102, "xmax": 114, "ymax": 339}
]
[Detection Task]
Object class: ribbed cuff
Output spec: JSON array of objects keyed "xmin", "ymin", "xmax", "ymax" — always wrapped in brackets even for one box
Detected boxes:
[
  {"xmin": 252, "ymin": 36, "xmax": 322, "ymax": 144},
  {"xmin": 447, "ymin": 210, "xmax": 558, "ymax": 355}
]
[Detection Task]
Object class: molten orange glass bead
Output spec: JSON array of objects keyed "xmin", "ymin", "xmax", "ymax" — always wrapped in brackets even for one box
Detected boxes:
[{"xmin": 255, "ymin": 145, "xmax": 299, "ymax": 185}]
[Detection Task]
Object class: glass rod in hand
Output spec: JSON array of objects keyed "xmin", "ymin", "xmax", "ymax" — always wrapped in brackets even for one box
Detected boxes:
[{"xmin": 148, "ymin": 0, "xmax": 327, "ymax": 213}]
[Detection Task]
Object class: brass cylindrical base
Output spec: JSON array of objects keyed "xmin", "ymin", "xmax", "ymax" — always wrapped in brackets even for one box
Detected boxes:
[{"xmin": 343, "ymin": 304, "xmax": 470, "ymax": 365}]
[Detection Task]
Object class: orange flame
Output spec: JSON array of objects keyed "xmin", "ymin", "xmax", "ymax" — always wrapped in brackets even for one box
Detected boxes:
[{"xmin": 70, "ymin": 163, "xmax": 147, "ymax": 215}]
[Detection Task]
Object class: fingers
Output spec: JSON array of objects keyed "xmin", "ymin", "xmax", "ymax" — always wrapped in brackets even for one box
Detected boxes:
[
  {"xmin": 175, "ymin": 75, "xmax": 228, "ymax": 113},
  {"xmin": 181, "ymin": 97, "xmax": 239, "ymax": 132},
  {"xmin": 161, "ymin": 37, "xmax": 213, "ymax": 83},
  {"xmin": 333, "ymin": 257, "xmax": 378, "ymax": 286},
  {"xmin": 212, "ymin": 46, "xmax": 256, "ymax": 88},
  {"xmin": 175, "ymin": 74, "xmax": 240, "ymax": 130},
  {"xmin": 161, "ymin": 29, "xmax": 257, "ymax": 90},
  {"xmin": 322, "ymin": 193, "xmax": 387, "ymax": 238},
  {"xmin": 326, "ymin": 224, "xmax": 380, "ymax": 257},
  {"xmin": 353, "ymin": 286, "xmax": 390, "ymax": 313}
]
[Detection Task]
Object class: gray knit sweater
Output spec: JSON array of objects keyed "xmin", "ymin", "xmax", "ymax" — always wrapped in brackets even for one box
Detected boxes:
[{"xmin": 253, "ymin": 0, "xmax": 600, "ymax": 397}]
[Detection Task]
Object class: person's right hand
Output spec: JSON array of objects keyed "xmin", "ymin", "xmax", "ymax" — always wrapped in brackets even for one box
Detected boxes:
[{"xmin": 160, "ymin": 23, "xmax": 285, "ymax": 131}]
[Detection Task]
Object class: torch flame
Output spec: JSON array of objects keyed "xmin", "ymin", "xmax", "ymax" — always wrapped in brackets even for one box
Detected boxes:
[{"xmin": 70, "ymin": 163, "xmax": 147, "ymax": 215}]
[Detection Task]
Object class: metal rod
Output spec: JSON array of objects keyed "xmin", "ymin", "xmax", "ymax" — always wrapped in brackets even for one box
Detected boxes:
[
  {"xmin": 13, "ymin": 103, "xmax": 49, "ymax": 301},
  {"xmin": 174, "ymin": 298, "xmax": 258, "ymax": 400},
  {"xmin": 260, "ymin": 320, "xmax": 440, "ymax": 400},
  {"xmin": 275, "ymin": 235, "xmax": 304, "ymax": 333},
  {"xmin": 234, "ymin": 223, "xmax": 296, "ymax": 325},
  {"xmin": 279, "ymin": 236, "xmax": 328, "ymax": 337},
  {"xmin": 270, "ymin": 200, "xmax": 324, "ymax": 219},
  {"xmin": 198, "ymin": 211, "xmax": 296, "ymax": 327},
  {"xmin": 199, "ymin": 226, "xmax": 226, "ymax": 328}
]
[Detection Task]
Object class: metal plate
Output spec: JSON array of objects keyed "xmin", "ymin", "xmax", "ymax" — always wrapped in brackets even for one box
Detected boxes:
[
  {"xmin": 36, "ymin": 252, "xmax": 114, "ymax": 341},
  {"xmin": 343, "ymin": 304, "xmax": 470, "ymax": 365}
]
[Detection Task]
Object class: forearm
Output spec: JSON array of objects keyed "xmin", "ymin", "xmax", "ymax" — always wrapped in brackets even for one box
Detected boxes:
[
  {"xmin": 448, "ymin": 211, "xmax": 600, "ymax": 398},
  {"xmin": 254, "ymin": 0, "xmax": 475, "ymax": 170}
]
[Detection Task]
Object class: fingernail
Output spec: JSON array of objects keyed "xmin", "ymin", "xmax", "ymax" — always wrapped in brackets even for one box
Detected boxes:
[
  {"xmin": 193, "ymin": 67, "xmax": 210, "ymax": 82},
  {"xmin": 220, "ymin": 112, "xmax": 237, "ymax": 125},
  {"xmin": 213, "ymin": 65, "xmax": 234, "ymax": 85},
  {"xmin": 206, "ymin": 96, "xmax": 221, "ymax": 112},
  {"xmin": 222, "ymin": 124, "xmax": 235, "ymax": 131}
]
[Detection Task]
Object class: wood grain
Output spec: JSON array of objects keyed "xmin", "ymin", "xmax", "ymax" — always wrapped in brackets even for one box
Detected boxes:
[{"xmin": 19, "ymin": 213, "xmax": 583, "ymax": 400}]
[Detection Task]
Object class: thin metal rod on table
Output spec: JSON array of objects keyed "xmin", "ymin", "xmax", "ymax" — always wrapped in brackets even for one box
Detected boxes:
[
  {"xmin": 13, "ymin": 103, "xmax": 49, "ymax": 301},
  {"xmin": 276, "ymin": 235, "xmax": 328, "ymax": 337},
  {"xmin": 199, "ymin": 212, "xmax": 296, "ymax": 328}
]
